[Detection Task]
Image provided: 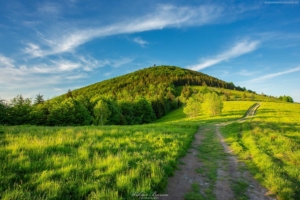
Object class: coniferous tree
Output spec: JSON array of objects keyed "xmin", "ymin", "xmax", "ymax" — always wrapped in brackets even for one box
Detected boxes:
[
  {"xmin": 34, "ymin": 93, "xmax": 44, "ymax": 105},
  {"xmin": 66, "ymin": 89, "xmax": 73, "ymax": 99}
]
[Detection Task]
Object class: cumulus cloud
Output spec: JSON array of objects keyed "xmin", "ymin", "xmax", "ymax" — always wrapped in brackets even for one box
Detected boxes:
[{"xmin": 187, "ymin": 40, "xmax": 260, "ymax": 71}]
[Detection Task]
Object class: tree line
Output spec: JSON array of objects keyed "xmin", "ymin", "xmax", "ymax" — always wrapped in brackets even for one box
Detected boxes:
[
  {"xmin": 278, "ymin": 95, "xmax": 294, "ymax": 103},
  {"xmin": 0, "ymin": 89, "xmax": 178, "ymax": 126}
]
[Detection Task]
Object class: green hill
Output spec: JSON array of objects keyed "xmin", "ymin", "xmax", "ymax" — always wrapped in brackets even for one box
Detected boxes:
[
  {"xmin": 0, "ymin": 66, "xmax": 291, "ymax": 126},
  {"xmin": 52, "ymin": 65, "xmax": 284, "ymax": 103},
  {"xmin": 59, "ymin": 65, "xmax": 237, "ymax": 100}
]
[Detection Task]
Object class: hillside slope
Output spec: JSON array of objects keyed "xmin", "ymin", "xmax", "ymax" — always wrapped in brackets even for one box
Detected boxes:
[{"xmin": 65, "ymin": 66, "xmax": 238, "ymax": 100}]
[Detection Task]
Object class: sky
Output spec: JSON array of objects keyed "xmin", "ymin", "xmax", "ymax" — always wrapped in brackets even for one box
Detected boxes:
[{"xmin": 0, "ymin": 0, "xmax": 300, "ymax": 102}]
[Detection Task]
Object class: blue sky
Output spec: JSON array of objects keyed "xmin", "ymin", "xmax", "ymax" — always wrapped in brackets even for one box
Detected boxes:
[{"xmin": 0, "ymin": 0, "xmax": 300, "ymax": 102}]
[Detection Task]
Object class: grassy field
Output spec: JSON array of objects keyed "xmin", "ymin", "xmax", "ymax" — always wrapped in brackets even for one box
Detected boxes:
[
  {"xmin": 221, "ymin": 102, "xmax": 300, "ymax": 199},
  {"xmin": 0, "ymin": 101, "xmax": 255, "ymax": 199},
  {"xmin": 155, "ymin": 101, "xmax": 255, "ymax": 124},
  {"xmin": 0, "ymin": 124, "xmax": 198, "ymax": 199},
  {"xmin": 177, "ymin": 86, "xmax": 282, "ymax": 102}
]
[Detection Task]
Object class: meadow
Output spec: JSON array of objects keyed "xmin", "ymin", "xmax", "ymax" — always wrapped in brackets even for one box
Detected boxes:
[
  {"xmin": 0, "ymin": 124, "xmax": 199, "ymax": 199},
  {"xmin": 0, "ymin": 101, "xmax": 255, "ymax": 199},
  {"xmin": 221, "ymin": 102, "xmax": 300, "ymax": 199},
  {"xmin": 177, "ymin": 86, "xmax": 282, "ymax": 102},
  {"xmin": 155, "ymin": 101, "xmax": 255, "ymax": 124}
]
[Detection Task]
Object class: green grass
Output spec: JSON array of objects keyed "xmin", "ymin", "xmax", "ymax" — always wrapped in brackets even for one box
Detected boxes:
[
  {"xmin": 187, "ymin": 86, "xmax": 283, "ymax": 102},
  {"xmin": 184, "ymin": 183, "xmax": 205, "ymax": 200},
  {"xmin": 2, "ymin": 100, "xmax": 293, "ymax": 199},
  {"xmin": 194, "ymin": 126, "xmax": 227, "ymax": 199},
  {"xmin": 231, "ymin": 180, "xmax": 249, "ymax": 200},
  {"xmin": 156, "ymin": 101, "xmax": 255, "ymax": 124},
  {"xmin": 221, "ymin": 102, "xmax": 300, "ymax": 199},
  {"xmin": 0, "ymin": 124, "xmax": 198, "ymax": 199}
]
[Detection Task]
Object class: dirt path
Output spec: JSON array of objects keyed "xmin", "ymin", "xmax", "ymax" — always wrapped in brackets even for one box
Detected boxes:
[
  {"xmin": 160, "ymin": 127, "xmax": 206, "ymax": 200},
  {"xmin": 161, "ymin": 103, "xmax": 275, "ymax": 200}
]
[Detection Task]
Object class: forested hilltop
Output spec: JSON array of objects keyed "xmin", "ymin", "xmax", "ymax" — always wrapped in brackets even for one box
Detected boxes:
[
  {"xmin": 69, "ymin": 65, "xmax": 237, "ymax": 99},
  {"xmin": 0, "ymin": 66, "xmax": 293, "ymax": 126}
]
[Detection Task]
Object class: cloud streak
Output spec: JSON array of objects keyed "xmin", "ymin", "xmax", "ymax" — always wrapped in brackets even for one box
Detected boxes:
[
  {"xmin": 23, "ymin": 4, "xmax": 223, "ymax": 57},
  {"xmin": 133, "ymin": 37, "xmax": 148, "ymax": 47},
  {"xmin": 247, "ymin": 67, "xmax": 300, "ymax": 82},
  {"xmin": 187, "ymin": 40, "xmax": 260, "ymax": 71}
]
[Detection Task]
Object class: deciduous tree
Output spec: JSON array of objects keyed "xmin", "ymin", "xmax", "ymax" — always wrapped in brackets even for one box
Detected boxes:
[
  {"xmin": 93, "ymin": 100, "xmax": 111, "ymax": 126},
  {"xmin": 9, "ymin": 95, "xmax": 32, "ymax": 125},
  {"xmin": 203, "ymin": 92, "xmax": 223, "ymax": 116},
  {"xmin": 183, "ymin": 97, "xmax": 201, "ymax": 117}
]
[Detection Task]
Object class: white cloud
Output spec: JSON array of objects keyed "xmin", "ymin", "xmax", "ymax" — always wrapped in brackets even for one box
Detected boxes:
[
  {"xmin": 30, "ymin": 60, "xmax": 80, "ymax": 73},
  {"xmin": 247, "ymin": 67, "xmax": 300, "ymax": 83},
  {"xmin": 0, "ymin": 57, "xmax": 88, "ymax": 92},
  {"xmin": 0, "ymin": 65, "xmax": 61, "ymax": 89},
  {"xmin": 37, "ymin": 2, "xmax": 61, "ymax": 15},
  {"xmin": 187, "ymin": 40, "xmax": 260, "ymax": 71},
  {"xmin": 111, "ymin": 58, "xmax": 133, "ymax": 68},
  {"xmin": 133, "ymin": 37, "xmax": 148, "ymax": 47},
  {"xmin": 104, "ymin": 72, "xmax": 111, "ymax": 77},
  {"xmin": 0, "ymin": 54, "xmax": 14, "ymax": 68},
  {"xmin": 54, "ymin": 60, "xmax": 81, "ymax": 71},
  {"xmin": 23, "ymin": 43, "xmax": 44, "ymax": 57},
  {"xmin": 0, "ymin": 53, "xmax": 134, "ymax": 93},
  {"xmin": 79, "ymin": 56, "xmax": 110, "ymax": 71},
  {"xmin": 237, "ymin": 69, "xmax": 260, "ymax": 76},
  {"xmin": 66, "ymin": 73, "xmax": 88, "ymax": 80},
  {"xmin": 23, "ymin": 4, "xmax": 223, "ymax": 57}
]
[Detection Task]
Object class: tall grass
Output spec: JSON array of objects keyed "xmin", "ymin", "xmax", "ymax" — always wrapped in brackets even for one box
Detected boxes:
[
  {"xmin": 221, "ymin": 102, "xmax": 300, "ymax": 199},
  {"xmin": 0, "ymin": 124, "xmax": 197, "ymax": 199}
]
